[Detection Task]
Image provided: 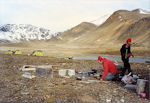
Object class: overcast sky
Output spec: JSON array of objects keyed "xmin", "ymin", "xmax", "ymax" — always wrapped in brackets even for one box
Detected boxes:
[{"xmin": 0, "ymin": 0, "xmax": 149, "ymax": 33}]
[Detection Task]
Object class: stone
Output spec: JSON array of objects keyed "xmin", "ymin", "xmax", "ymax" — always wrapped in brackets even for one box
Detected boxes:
[
  {"xmin": 35, "ymin": 65, "xmax": 53, "ymax": 78},
  {"xmin": 120, "ymin": 98, "xmax": 125, "ymax": 102},
  {"xmin": 136, "ymin": 79, "xmax": 148, "ymax": 95}
]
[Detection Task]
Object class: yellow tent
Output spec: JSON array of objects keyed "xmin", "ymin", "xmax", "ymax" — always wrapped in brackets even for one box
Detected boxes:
[
  {"xmin": 14, "ymin": 50, "xmax": 22, "ymax": 55},
  {"xmin": 31, "ymin": 50, "xmax": 45, "ymax": 56},
  {"xmin": 5, "ymin": 50, "xmax": 13, "ymax": 54}
]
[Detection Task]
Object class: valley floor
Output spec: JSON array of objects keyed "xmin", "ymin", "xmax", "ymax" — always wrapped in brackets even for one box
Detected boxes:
[
  {"xmin": 0, "ymin": 43, "xmax": 150, "ymax": 59},
  {"xmin": 0, "ymin": 54, "xmax": 149, "ymax": 102}
]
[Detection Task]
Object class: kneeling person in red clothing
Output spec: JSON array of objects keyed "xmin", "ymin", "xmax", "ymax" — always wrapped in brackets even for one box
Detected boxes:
[{"xmin": 98, "ymin": 56, "xmax": 118, "ymax": 81}]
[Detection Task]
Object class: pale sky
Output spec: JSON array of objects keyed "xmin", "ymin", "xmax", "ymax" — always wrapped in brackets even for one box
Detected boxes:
[{"xmin": 0, "ymin": 0, "xmax": 149, "ymax": 33}]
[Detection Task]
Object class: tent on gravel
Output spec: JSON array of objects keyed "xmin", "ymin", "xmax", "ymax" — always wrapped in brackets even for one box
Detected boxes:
[
  {"xmin": 5, "ymin": 50, "xmax": 13, "ymax": 54},
  {"xmin": 13, "ymin": 50, "xmax": 22, "ymax": 55},
  {"xmin": 31, "ymin": 50, "xmax": 45, "ymax": 56}
]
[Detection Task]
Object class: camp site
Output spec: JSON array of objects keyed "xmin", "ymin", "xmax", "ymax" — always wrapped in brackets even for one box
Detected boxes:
[
  {"xmin": 13, "ymin": 50, "xmax": 22, "ymax": 55},
  {"xmin": 5, "ymin": 50, "xmax": 22, "ymax": 55},
  {"xmin": 5, "ymin": 50, "xmax": 13, "ymax": 54},
  {"xmin": 31, "ymin": 50, "xmax": 45, "ymax": 56},
  {"xmin": 0, "ymin": 0, "xmax": 150, "ymax": 103}
]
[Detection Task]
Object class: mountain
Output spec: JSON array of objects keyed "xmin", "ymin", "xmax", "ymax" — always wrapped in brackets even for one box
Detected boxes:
[
  {"xmin": 48, "ymin": 9, "xmax": 150, "ymax": 48},
  {"xmin": 90, "ymin": 14, "xmax": 111, "ymax": 25},
  {"xmin": 132, "ymin": 9, "xmax": 150, "ymax": 14},
  {"xmin": 0, "ymin": 24, "xmax": 54, "ymax": 42},
  {"xmin": 48, "ymin": 22, "xmax": 97, "ymax": 44},
  {"xmin": 119, "ymin": 17, "xmax": 150, "ymax": 46}
]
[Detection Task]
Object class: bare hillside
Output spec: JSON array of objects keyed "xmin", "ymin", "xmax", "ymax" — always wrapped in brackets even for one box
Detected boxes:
[
  {"xmin": 48, "ymin": 22, "xmax": 97, "ymax": 44},
  {"xmin": 48, "ymin": 9, "xmax": 150, "ymax": 48}
]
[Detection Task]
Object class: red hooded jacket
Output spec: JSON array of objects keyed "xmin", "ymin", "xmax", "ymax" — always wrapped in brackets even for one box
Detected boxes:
[{"xmin": 101, "ymin": 58, "xmax": 118, "ymax": 80}]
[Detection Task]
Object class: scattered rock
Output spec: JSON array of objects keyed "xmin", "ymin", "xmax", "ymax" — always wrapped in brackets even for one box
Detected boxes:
[{"xmin": 0, "ymin": 54, "xmax": 149, "ymax": 102}]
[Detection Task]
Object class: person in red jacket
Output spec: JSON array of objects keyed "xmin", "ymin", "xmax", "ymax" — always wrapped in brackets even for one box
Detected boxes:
[{"xmin": 98, "ymin": 56, "xmax": 118, "ymax": 81}]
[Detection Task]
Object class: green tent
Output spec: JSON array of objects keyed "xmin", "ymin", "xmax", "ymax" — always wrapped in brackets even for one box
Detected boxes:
[
  {"xmin": 14, "ymin": 50, "xmax": 22, "ymax": 55},
  {"xmin": 5, "ymin": 50, "xmax": 13, "ymax": 54},
  {"xmin": 31, "ymin": 50, "xmax": 45, "ymax": 56}
]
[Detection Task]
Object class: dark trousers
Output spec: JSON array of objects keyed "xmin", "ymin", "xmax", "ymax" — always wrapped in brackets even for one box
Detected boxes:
[{"xmin": 121, "ymin": 57, "xmax": 132, "ymax": 76}]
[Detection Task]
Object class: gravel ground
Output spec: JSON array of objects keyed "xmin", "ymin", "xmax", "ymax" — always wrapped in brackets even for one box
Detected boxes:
[{"xmin": 0, "ymin": 54, "xmax": 149, "ymax": 102}]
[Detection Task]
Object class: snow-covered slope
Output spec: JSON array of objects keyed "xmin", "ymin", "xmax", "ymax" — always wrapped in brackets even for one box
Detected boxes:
[
  {"xmin": 139, "ymin": 9, "xmax": 150, "ymax": 14},
  {"xmin": 90, "ymin": 14, "xmax": 111, "ymax": 26},
  {"xmin": 132, "ymin": 9, "xmax": 150, "ymax": 14},
  {"xmin": 0, "ymin": 24, "xmax": 54, "ymax": 42}
]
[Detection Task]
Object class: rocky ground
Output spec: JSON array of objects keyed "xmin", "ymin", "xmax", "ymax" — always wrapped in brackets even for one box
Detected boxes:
[{"xmin": 0, "ymin": 54, "xmax": 149, "ymax": 102}]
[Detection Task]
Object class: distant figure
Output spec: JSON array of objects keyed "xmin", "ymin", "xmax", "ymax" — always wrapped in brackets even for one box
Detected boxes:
[
  {"xmin": 120, "ymin": 38, "xmax": 134, "ymax": 77},
  {"xmin": 98, "ymin": 56, "xmax": 118, "ymax": 81}
]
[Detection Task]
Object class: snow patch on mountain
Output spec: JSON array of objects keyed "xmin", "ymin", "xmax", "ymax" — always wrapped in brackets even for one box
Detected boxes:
[
  {"xmin": 139, "ymin": 9, "xmax": 150, "ymax": 14},
  {"xmin": 118, "ymin": 16, "xmax": 123, "ymax": 21},
  {"xmin": 90, "ymin": 14, "xmax": 112, "ymax": 25},
  {"xmin": 133, "ymin": 9, "xmax": 150, "ymax": 14},
  {"xmin": 0, "ymin": 24, "xmax": 55, "ymax": 42}
]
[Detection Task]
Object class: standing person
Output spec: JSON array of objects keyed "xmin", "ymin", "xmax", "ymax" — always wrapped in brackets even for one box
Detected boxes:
[
  {"xmin": 98, "ymin": 56, "xmax": 118, "ymax": 81},
  {"xmin": 120, "ymin": 38, "xmax": 134, "ymax": 77}
]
